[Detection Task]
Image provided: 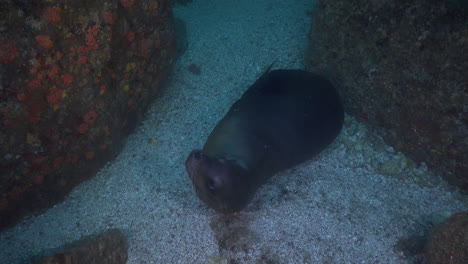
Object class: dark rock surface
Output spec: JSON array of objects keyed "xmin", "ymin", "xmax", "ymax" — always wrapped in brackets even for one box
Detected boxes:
[
  {"xmin": 424, "ymin": 212, "xmax": 468, "ymax": 264},
  {"xmin": 307, "ymin": 0, "xmax": 467, "ymax": 190},
  {"xmin": 0, "ymin": 0, "xmax": 177, "ymax": 231},
  {"xmin": 170, "ymin": 0, "xmax": 194, "ymax": 6}
]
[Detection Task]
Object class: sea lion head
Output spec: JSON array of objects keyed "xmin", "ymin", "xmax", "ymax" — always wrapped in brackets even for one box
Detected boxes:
[{"xmin": 185, "ymin": 150, "xmax": 255, "ymax": 213}]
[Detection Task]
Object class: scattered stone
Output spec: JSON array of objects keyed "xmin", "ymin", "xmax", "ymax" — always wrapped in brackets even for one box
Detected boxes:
[
  {"xmin": 40, "ymin": 229, "xmax": 127, "ymax": 264},
  {"xmin": 188, "ymin": 63, "xmax": 202, "ymax": 75}
]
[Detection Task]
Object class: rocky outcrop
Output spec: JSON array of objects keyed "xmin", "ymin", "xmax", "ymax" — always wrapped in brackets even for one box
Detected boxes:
[
  {"xmin": 307, "ymin": 0, "xmax": 467, "ymax": 190},
  {"xmin": 424, "ymin": 212, "xmax": 468, "ymax": 264},
  {"xmin": 0, "ymin": 0, "xmax": 177, "ymax": 231}
]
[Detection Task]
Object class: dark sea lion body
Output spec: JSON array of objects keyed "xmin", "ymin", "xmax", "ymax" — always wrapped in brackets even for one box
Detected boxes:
[{"xmin": 186, "ymin": 69, "xmax": 344, "ymax": 212}]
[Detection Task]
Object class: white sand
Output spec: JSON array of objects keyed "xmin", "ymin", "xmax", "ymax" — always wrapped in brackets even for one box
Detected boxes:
[{"xmin": 1, "ymin": 0, "xmax": 466, "ymax": 263}]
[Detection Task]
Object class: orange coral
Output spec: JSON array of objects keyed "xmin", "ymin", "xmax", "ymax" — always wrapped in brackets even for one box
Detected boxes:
[
  {"xmin": 103, "ymin": 11, "xmax": 117, "ymax": 25},
  {"xmin": 85, "ymin": 25, "xmax": 100, "ymax": 50},
  {"xmin": 85, "ymin": 35, "xmax": 98, "ymax": 50},
  {"xmin": 78, "ymin": 123, "xmax": 89, "ymax": 134},
  {"xmin": 28, "ymin": 79, "xmax": 42, "ymax": 90},
  {"xmin": 35, "ymin": 35, "xmax": 53, "ymax": 49},
  {"xmin": 125, "ymin": 31, "xmax": 136, "ymax": 42},
  {"xmin": 83, "ymin": 109, "xmax": 97, "ymax": 125},
  {"xmin": 61, "ymin": 73, "xmax": 73, "ymax": 86},
  {"xmin": 103, "ymin": 125, "xmax": 110, "ymax": 136},
  {"xmin": 149, "ymin": 1, "xmax": 159, "ymax": 12},
  {"xmin": 27, "ymin": 92, "xmax": 47, "ymax": 124},
  {"xmin": 99, "ymin": 84, "xmax": 107, "ymax": 95},
  {"xmin": 65, "ymin": 154, "xmax": 79, "ymax": 164},
  {"xmin": 46, "ymin": 87, "xmax": 63, "ymax": 104},
  {"xmin": 0, "ymin": 198, "xmax": 8, "ymax": 210},
  {"xmin": 48, "ymin": 64, "xmax": 60, "ymax": 80},
  {"xmin": 43, "ymin": 7, "xmax": 62, "ymax": 24},
  {"xmin": 33, "ymin": 155, "xmax": 46, "ymax": 164},
  {"xmin": 79, "ymin": 45, "xmax": 89, "ymax": 54},
  {"xmin": 87, "ymin": 24, "xmax": 100, "ymax": 35},
  {"xmin": 120, "ymin": 0, "xmax": 136, "ymax": 8},
  {"xmin": 85, "ymin": 35, "xmax": 97, "ymax": 49},
  {"xmin": 32, "ymin": 174, "xmax": 44, "ymax": 184},
  {"xmin": 29, "ymin": 116, "xmax": 41, "ymax": 124},
  {"xmin": 8, "ymin": 185, "xmax": 27, "ymax": 201},
  {"xmin": 53, "ymin": 157, "xmax": 63, "ymax": 169},
  {"xmin": 85, "ymin": 151, "xmax": 95, "ymax": 160},
  {"xmin": 16, "ymin": 92, "xmax": 28, "ymax": 102},
  {"xmin": 76, "ymin": 56, "xmax": 88, "ymax": 65},
  {"xmin": 140, "ymin": 38, "xmax": 153, "ymax": 55},
  {"xmin": 0, "ymin": 40, "xmax": 19, "ymax": 64},
  {"xmin": 3, "ymin": 119, "xmax": 16, "ymax": 126},
  {"xmin": 55, "ymin": 51, "xmax": 62, "ymax": 60}
]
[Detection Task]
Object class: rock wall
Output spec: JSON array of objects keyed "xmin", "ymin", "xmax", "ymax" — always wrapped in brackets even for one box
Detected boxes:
[
  {"xmin": 307, "ymin": 0, "xmax": 467, "ymax": 190},
  {"xmin": 0, "ymin": 0, "xmax": 177, "ymax": 231},
  {"xmin": 424, "ymin": 212, "xmax": 468, "ymax": 264}
]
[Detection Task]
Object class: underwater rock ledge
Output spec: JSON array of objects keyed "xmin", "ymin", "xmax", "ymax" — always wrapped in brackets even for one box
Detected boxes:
[
  {"xmin": 307, "ymin": 0, "xmax": 468, "ymax": 191},
  {"xmin": 0, "ymin": 0, "xmax": 177, "ymax": 231}
]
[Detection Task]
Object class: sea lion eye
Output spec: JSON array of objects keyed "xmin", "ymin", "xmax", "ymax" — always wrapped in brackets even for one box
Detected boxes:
[{"xmin": 193, "ymin": 151, "xmax": 202, "ymax": 159}]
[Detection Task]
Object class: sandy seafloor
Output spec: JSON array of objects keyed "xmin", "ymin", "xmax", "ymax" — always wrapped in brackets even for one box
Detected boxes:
[{"xmin": 1, "ymin": 0, "xmax": 467, "ymax": 263}]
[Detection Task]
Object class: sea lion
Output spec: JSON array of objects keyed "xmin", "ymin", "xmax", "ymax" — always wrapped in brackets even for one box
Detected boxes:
[{"xmin": 186, "ymin": 68, "xmax": 344, "ymax": 213}]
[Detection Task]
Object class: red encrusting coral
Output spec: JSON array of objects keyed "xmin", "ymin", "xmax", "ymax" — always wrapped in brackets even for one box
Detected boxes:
[
  {"xmin": 103, "ymin": 11, "xmax": 117, "ymax": 25},
  {"xmin": 27, "ymin": 79, "xmax": 42, "ymax": 90},
  {"xmin": 78, "ymin": 110, "xmax": 98, "ymax": 134},
  {"xmin": 85, "ymin": 151, "xmax": 95, "ymax": 160},
  {"xmin": 46, "ymin": 87, "xmax": 63, "ymax": 104},
  {"xmin": 48, "ymin": 64, "xmax": 60, "ymax": 79},
  {"xmin": 78, "ymin": 123, "xmax": 89, "ymax": 134},
  {"xmin": 83, "ymin": 110, "xmax": 98, "ymax": 125},
  {"xmin": 55, "ymin": 51, "xmax": 63, "ymax": 60},
  {"xmin": 139, "ymin": 38, "xmax": 153, "ymax": 56},
  {"xmin": 43, "ymin": 7, "xmax": 62, "ymax": 24},
  {"xmin": 85, "ymin": 25, "xmax": 100, "ymax": 50},
  {"xmin": 120, "ymin": 0, "xmax": 136, "ymax": 8},
  {"xmin": 125, "ymin": 31, "xmax": 136, "ymax": 42},
  {"xmin": 99, "ymin": 84, "xmax": 107, "ymax": 95},
  {"xmin": 16, "ymin": 92, "xmax": 28, "ymax": 102},
  {"xmin": 61, "ymin": 73, "xmax": 74, "ymax": 86},
  {"xmin": 0, "ymin": 40, "xmax": 19, "ymax": 64},
  {"xmin": 53, "ymin": 157, "xmax": 63, "ymax": 169},
  {"xmin": 1, "ymin": 0, "xmax": 178, "ymax": 232},
  {"xmin": 79, "ymin": 45, "xmax": 89, "ymax": 54},
  {"xmin": 32, "ymin": 174, "xmax": 44, "ymax": 185},
  {"xmin": 103, "ymin": 125, "xmax": 110, "ymax": 136},
  {"xmin": 65, "ymin": 154, "xmax": 79, "ymax": 164},
  {"xmin": 0, "ymin": 199, "xmax": 8, "ymax": 211},
  {"xmin": 35, "ymin": 35, "xmax": 54, "ymax": 49},
  {"xmin": 76, "ymin": 56, "xmax": 88, "ymax": 65},
  {"xmin": 27, "ymin": 96, "xmax": 47, "ymax": 124}
]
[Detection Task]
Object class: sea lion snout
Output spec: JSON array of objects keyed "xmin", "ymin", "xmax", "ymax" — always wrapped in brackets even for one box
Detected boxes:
[
  {"xmin": 191, "ymin": 150, "xmax": 203, "ymax": 160},
  {"xmin": 185, "ymin": 149, "xmax": 254, "ymax": 212}
]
